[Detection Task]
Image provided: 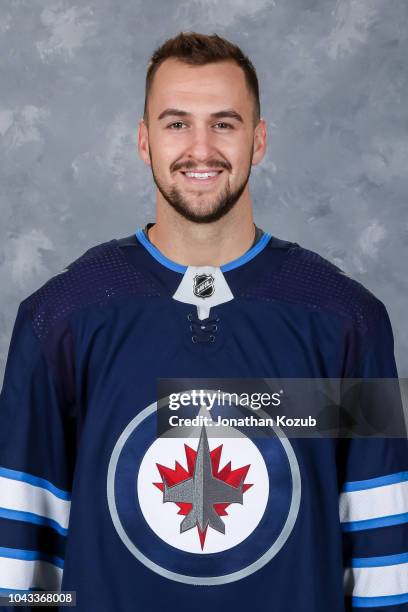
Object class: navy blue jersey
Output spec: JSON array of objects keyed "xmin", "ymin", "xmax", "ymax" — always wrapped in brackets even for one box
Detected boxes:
[{"xmin": 0, "ymin": 230, "xmax": 407, "ymax": 611}]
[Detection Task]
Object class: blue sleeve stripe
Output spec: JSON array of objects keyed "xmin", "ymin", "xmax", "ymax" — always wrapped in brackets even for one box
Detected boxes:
[
  {"xmin": 0, "ymin": 467, "xmax": 71, "ymax": 501},
  {"xmin": 0, "ymin": 587, "xmax": 45, "ymax": 593},
  {"xmin": 349, "ymin": 552, "xmax": 408, "ymax": 568},
  {"xmin": 342, "ymin": 471, "xmax": 408, "ymax": 492},
  {"xmin": 351, "ymin": 592, "xmax": 408, "ymax": 607},
  {"xmin": 342, "ymin": 512, "xmax": 408, "ymax": 532},
  {"xmin": 0, "ymin": 546, "xmax": 64, "ymax": 569},
  {"xmin": 0, "ymin": 508, "xmax": 68, "ymax": 537}
]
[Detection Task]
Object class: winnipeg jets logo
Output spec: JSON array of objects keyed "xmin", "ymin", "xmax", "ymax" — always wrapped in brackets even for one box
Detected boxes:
[
  {"xmin": 107, "ymin": 399, "xmax": 301, "ymax": 583},
  {"xmin": 154, "ymin": 427, "xmax": 252, "ymax": 549},
  {"xmin": 137, "ymin": 429, "xmax": 267, "ymax": 555},
  {"xmin": 193, "ymin": 274, "xmax": 215, "ymax": 298}
]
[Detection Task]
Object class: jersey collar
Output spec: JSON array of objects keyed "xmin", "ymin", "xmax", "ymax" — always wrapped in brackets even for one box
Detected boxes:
[{"xmin": 135, "ymin": 228, "xmax": 272, "ymax": 274}]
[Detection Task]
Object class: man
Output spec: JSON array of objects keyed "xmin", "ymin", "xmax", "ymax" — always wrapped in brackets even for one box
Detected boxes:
[{"xmin": 0, "ymin": 32, "xmax": 407, "ymax": 612}]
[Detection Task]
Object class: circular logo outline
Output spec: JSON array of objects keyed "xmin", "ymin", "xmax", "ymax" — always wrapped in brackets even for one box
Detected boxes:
[{"xmin": 107, "ymin": 398, "xmax": 301, "ymax": 585}]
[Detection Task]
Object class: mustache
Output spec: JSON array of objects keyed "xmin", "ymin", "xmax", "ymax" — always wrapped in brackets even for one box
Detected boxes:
[{"xmin": 172, "ymin": 160, "xmax": 231, "ymax": 172}]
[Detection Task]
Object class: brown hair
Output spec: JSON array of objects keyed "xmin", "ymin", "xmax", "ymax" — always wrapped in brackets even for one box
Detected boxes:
[{"xmin": 143, "ymin": 31, "xmax": 260, "ymax": 127}]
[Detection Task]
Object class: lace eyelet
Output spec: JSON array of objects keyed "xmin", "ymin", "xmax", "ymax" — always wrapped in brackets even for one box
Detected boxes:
[
  {"xmin": 212, "ymin": 324, "xmax": 218, "ymax": 332},
  {"xmin": 209, "ymin": 335, "xmax": 215, "ymax": 343},
  {"xmin": 191, "ymin": 335, "xmax": 198, "ymax": 343},
  {"xmin": 187, "ymin": 313, "xmax": 193, "ymax": 321}
]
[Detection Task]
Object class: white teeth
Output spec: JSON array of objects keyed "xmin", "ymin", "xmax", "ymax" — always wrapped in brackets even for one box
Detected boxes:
[{"xmin": 184, "ymin": 171, "xmax": 220, "ymax": 179}]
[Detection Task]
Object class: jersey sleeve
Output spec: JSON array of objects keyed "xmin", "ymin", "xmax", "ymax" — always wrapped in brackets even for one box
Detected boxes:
[
  {"xmin": 339, "ymin": 301, "xmax": 408, "ymax": 610},
  {"xmin": 0, "ymin": 300, "xmax": 76, "ymax": 599}
]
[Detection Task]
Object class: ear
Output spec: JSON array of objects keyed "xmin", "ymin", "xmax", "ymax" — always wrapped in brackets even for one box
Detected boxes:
[
  {"xmin": 138, "ymin": 118, "xmax": 151, "ymax": 166},
  {"xmin": 251, "ymin": 118, "xmax": 267, "ymax": 166}
]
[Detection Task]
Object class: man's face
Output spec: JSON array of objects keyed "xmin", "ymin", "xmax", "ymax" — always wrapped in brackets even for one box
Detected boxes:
[{"xmin": 138, "ymin": 58, "xmax": 266, "ymax": 223}]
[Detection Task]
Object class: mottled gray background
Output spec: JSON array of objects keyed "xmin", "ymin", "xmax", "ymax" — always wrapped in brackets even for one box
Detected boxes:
[{"xmin": 1, "ymin": 0, "xmax": 407, "ymax": 382}]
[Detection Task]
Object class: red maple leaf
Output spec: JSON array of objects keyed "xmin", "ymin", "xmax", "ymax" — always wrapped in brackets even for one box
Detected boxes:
[{"xmin": 154, "ymin": 443, "xmax": 253, "ymax": 549}]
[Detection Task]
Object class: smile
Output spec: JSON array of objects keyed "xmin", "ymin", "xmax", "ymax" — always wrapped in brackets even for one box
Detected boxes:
[{"xmin": 180, "ymin": 170, "xmax": 223, "ymax": 184}]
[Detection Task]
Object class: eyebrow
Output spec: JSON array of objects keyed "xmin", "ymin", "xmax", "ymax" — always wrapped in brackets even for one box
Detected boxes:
[{"xmin": 157, "ymin": 108, "xmax": 244, "ymax": 123}]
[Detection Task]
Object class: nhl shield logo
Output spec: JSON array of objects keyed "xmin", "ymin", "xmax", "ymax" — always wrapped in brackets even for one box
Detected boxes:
[
  {"xmin": 193, "ymin": 274, "xmax": 215, "ymax": 298},
  {"xmin": 107, "ymin": 399, "xmax": 301, "ymax": 585}
]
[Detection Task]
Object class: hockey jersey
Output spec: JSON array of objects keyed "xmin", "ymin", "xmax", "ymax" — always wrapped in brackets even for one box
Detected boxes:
[{"xmin": 0, "ymin": 229, "xmax": 407, "ymax": 611}]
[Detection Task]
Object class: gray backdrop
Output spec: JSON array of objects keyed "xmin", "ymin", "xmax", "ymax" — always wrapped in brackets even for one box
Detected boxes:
[{"xmin": 1, "ymin": 0, "xmax": 407, "ymax": 382}]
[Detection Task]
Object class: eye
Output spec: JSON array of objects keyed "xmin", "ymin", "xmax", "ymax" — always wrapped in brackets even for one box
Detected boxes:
[
  {"xmin": 214, "ymin": 122, "xmax": 233, "ymax": 129},
  {"xmin": 167, "ymin": 122, "xmax": 187, "ymax": 129},
  {"xmin": 166, "ymin": 121, "xmax": 233, "ymax": 130}
]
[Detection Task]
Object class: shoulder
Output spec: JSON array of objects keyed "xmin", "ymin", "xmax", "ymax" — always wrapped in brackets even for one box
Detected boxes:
[
  {"xmin": 20, "ymin": 235, "xmax": 159, "ymax": 342},
  {"xmin": 252, "ymin": 238, "xmax": 387, "ymax": 334}
]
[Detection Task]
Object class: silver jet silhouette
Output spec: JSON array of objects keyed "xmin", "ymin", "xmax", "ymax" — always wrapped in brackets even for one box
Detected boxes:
[{"xmin": 162, "ymin": 426, "xmax": 244, "ymax": 534}]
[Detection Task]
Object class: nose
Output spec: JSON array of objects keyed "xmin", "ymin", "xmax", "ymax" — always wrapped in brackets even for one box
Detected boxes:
[{"xmin": 185, "ymin": 125, "xmax": 217, "ymax": 162}]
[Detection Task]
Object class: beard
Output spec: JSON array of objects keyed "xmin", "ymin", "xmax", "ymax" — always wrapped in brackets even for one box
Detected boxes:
[{"xmin": 149, "ymin": 147, "xmax": 253, "ymax": 224}]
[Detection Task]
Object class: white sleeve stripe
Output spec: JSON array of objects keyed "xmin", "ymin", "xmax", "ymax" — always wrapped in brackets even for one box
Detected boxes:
[
  {"xmin": 339, "ymin": 480, "xmax": 408, "ymax": 523},
  {"xmin": 0, "ymin": 546, "xmax": 64, "ymax": 569},
  {"xmin": 0, "ymin": 556, "xmax": 63, "ymax": 591},
  {"xmin": 0, "ymin": 467, "xmax": 71, "ymax": 501},
  {"xmin": 0, "ymin": 476, "xmax": 70, "ymax": 531},
  {"xmin": 344, "ymin": 562, "xmax": 408, "ymax": 598}
]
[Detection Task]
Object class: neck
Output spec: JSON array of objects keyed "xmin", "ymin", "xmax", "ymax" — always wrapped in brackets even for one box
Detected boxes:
[{"xmin": 148, "ymin": 190, "xmax": 255, "ymax": 267}]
